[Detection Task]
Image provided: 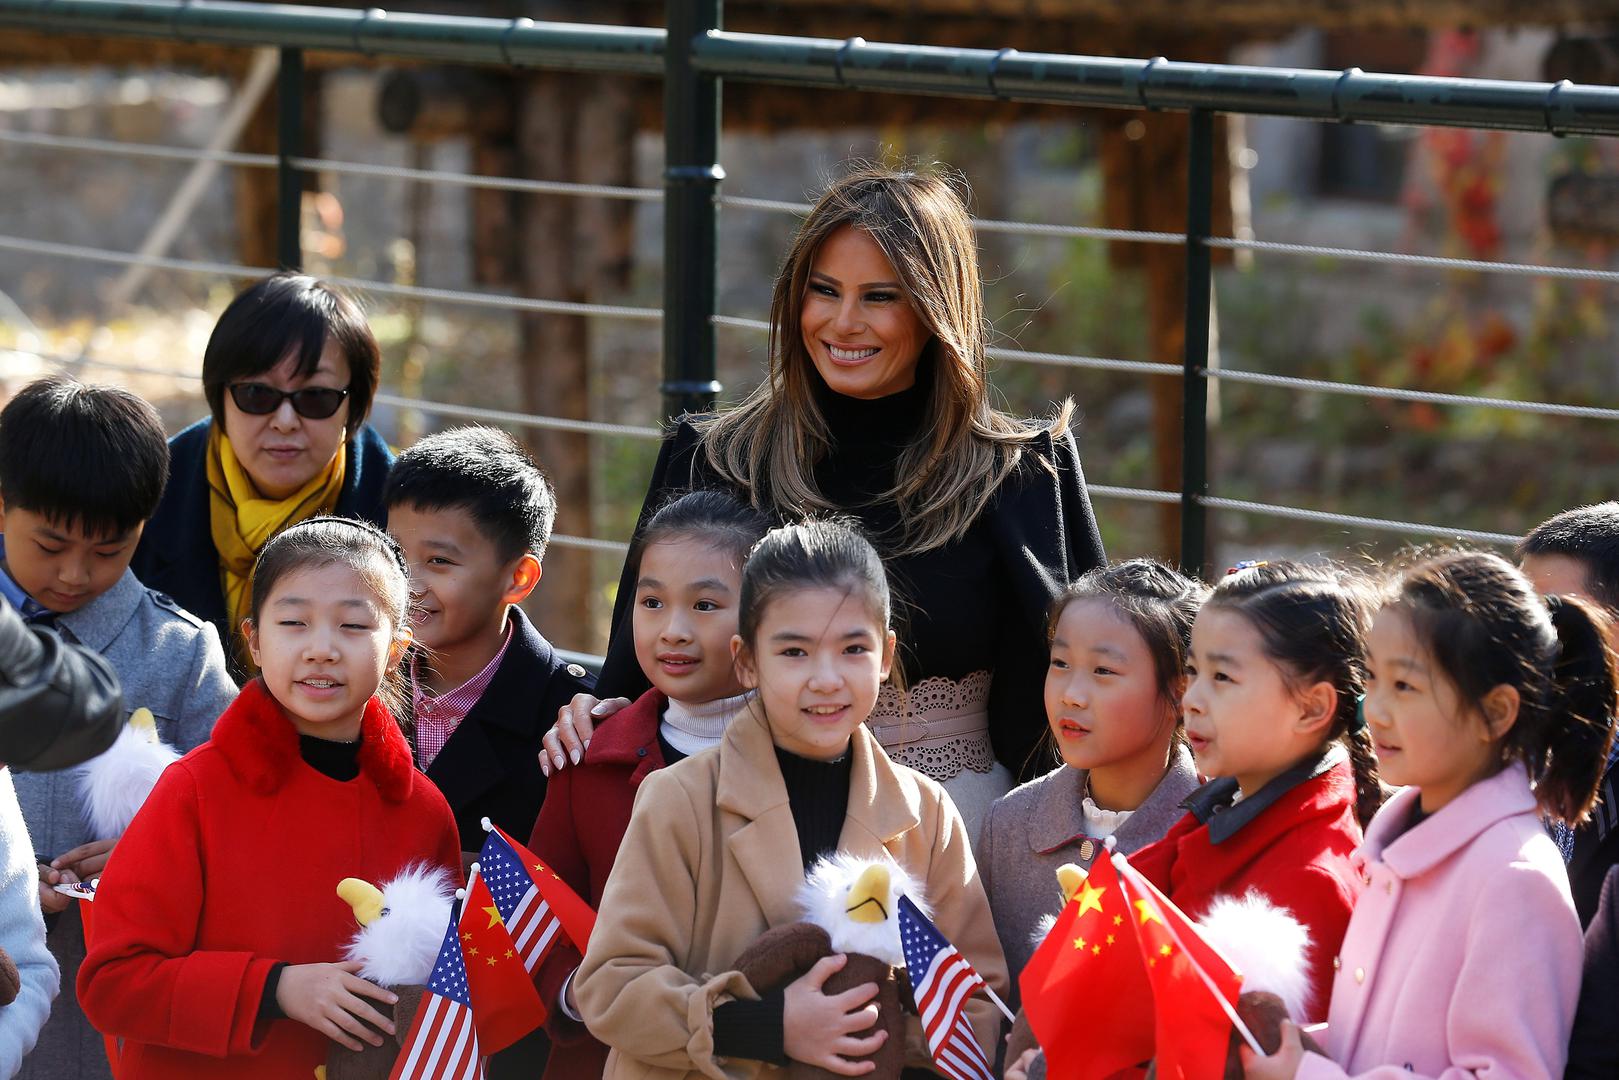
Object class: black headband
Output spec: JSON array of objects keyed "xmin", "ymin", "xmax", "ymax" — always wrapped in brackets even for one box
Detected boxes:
[{"xmin": 290, "ymin": 514, "xmax": 410, "ymax": 578}]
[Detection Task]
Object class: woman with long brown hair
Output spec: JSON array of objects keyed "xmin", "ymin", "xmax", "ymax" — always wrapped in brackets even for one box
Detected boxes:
[{"xmin": 548, "ymin": 162, "xmax": 1105, "ymax": 841}]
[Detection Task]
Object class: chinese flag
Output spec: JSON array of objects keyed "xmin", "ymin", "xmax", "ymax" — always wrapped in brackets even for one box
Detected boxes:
[
  {"xmin": 1018, "ymin": 853, "xmax": 1154, "ymax": 1080},
  {"xmin": 460, "ymin": 870, "xmax": 547, "ymax": 1053},
  {"xmin": 1114, "ymin": 856, "xmax": 1243, "ymax": 1080},
  {"xmin": 489, "ymin": 822, "xmax": 597, "ymax": 950}
]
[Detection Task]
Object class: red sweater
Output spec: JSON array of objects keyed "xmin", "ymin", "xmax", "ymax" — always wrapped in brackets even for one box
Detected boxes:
[
  {"xmin": 78, "ymin": 680, "xmax": 462, "ymax": 1080},
  {"xmin": 1129, "ymin": 760, "xmax": 1364, "ymax": 1021},
  {"xmin": 528, "ymin": 687, "xmax": 671, "ymax": 1080}
]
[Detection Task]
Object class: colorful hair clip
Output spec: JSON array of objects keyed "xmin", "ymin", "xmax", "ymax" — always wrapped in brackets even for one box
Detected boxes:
[
  {"xmin": 1226, "ymin": 559, "xmax": 1269, "ymax": 576},
  {"xmin": 1352, "ymin": 693, "xmax": 1368, "ymax": 733}
]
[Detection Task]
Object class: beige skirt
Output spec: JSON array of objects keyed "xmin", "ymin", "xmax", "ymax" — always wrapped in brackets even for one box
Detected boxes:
[{"xmin": 865, "ymin": 669, "xmax": 1013, "ymax": 851}]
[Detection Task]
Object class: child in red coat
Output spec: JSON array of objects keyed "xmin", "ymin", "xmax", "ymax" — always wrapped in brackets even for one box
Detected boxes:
[
  {"xmin": 1130, "ymin": 560, "xmax": 1382, "ymax": 1022},
  {"xmin": 527, "ymin": 491, "xmax": 769, "ymax": 1080},
  {"xmin": 78, "ymin": 517, "xmax": 462, "ymax": 1080}
]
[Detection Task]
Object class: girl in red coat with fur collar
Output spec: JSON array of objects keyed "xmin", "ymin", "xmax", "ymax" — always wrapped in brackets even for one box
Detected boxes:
[
  {"xmin": 1130, "ymin": 561, "xmax": 1383, "ymax": 1023},
  {"xmin": 79, "ymin": 518, "xmax": 462, "ymax": 1080}
]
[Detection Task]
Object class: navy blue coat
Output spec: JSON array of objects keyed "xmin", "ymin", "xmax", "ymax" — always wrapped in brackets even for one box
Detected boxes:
[
  {"xmin": 131, "ymin": 416, "xmax": 395, "ymax": 677},
  {"xmin": 417, "ymin": 606, "xmax": 596, "ymax": 855}
]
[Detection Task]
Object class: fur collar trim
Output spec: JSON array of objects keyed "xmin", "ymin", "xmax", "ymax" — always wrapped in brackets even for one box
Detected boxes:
[{"xmin": 213, "ymin": 679, "xmax": 416, "ymax": 802}]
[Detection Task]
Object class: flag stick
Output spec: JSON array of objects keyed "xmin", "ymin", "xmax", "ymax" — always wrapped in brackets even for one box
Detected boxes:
[
  {"xmin": 981, "ymin": 983, "xmax": 1016, "ymax": 1025},
  {"xmin": 1111, "ymin": 854, "xmax": 1265, "ymax": 1057}
]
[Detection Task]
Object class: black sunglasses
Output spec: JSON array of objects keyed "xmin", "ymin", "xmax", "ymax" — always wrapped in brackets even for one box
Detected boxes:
[{"xmin": 227, "ymin": 382, "xmax": 349, "ymax": 420}]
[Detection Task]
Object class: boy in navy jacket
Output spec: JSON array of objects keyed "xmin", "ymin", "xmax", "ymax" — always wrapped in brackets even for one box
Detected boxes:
[
  {"xmin": 384, "ymin": 426, "xmax": 594, "ymax": 854},
  {"xmin": 1520, "ymin": 501, "xmax": 1619, "ymax": 929}
]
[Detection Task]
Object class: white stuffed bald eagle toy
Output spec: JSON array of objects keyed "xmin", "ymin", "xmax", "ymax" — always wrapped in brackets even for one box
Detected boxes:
[
  {"xmin": 76, "ymin": 707, "xmax": 180, "ymax": 839},
  {"xmin": 323, "ymin": 865, "xmax": 456, "ymax": 1080},
  {"xmin": 731, "ymin": 852, "xmax": 924, "ymax": 1080}
]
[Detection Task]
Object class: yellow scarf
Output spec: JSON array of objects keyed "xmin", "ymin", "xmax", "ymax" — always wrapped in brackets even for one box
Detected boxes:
[{"xmin": 206, "ymin": 426, "xmax": 346, "ymax": 669}]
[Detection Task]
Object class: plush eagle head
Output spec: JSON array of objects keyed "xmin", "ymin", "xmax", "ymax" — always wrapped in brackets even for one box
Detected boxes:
[
  {"xmin": 337, "ymin": 864, "xmax": 456, "ymax": 988},
  {"xmin": 77, "ymin": 707, "xmax": 181, "ymax": 840},
  {"xmin": 796, "ymin": 852, "xmax": 927, "ymax": 967}
]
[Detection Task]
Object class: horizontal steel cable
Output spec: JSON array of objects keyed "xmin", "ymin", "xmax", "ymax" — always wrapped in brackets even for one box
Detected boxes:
[
  {"xmin": 1088, "ymin": 485, "xmax": 1181, "ymax": 504},
  {"xmin": 11, "ymin": 347, "xmax": 631, "ymax": 557},
  {"xmin": 1212, "ymin": 367, "xmax": 1619, "ymax": 421},
  {"xmin": 0, "ymin": 234, "xmax": 662, "ymax": 320},
  {"xmin": 286, "ymin": 155, "xmax": 663, "ymax": 200},
  {"xmin": 1198, "ymin": 495, "xmax": 1521, "ymax": 546},
  {"xmin": 0, "ymin": 128, "xmax": 277, "ymax": 167},
  {"xmin": 373, "ymin": 392, "xmax": 660, "ymax": 439},
  {"xmin": 1204, "ymin": 236, "xmax": 1619, "ymax": 284}
]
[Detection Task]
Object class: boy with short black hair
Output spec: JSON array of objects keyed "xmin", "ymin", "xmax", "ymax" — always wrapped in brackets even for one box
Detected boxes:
[
  {"xmin": 384, "ymin": 425, "xmax": 595, "ymax": 852},
  {"xmin": 1519, "ymin": 500, "xmax": 1619, "ymax": 928},
  {"xmin": 0, "ymin": 376, "xmax": 236, "ymax": 1080}
]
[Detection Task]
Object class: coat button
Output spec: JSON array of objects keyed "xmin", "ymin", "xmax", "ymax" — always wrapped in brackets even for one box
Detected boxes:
[
  {"xmin": 1355, "ymin": 967, "xmax": 1366, "ymax": 984},
  {"xmin": 1385, "ymin": 880, "xmax": 1393, "ymax": 894},
  {"xmin": 1333, "ymin": 957, "xmax": 1341, "ymax": 971},
  {"xmin": 566, "ymin": 663, "xmax": 588, "ymax": 678},
  {"xmin": 636, "ymin": 747, "xmax": 647, "ymax": 758}
]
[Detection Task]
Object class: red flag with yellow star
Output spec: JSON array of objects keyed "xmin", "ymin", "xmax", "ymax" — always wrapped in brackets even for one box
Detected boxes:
[
  {"xmin": 1113, "ymin": 855, "xmax": 1243, "ymax": 1080},
  {"xmin": 1018, "ymin": 851, "xmax": 1153, "ymax": 1080},
  {"xmin": 460, "ymin": 867, "xmax": 547, "ymax": 1053}
]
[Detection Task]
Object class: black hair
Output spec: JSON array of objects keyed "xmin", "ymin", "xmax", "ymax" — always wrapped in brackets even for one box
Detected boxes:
[
  {"xmin": 1209, "ymin": 560, "xmax": 1385, "ymax": 828},
  {"xmin": 202, "ymin": 273, "xmax": 380, "ymax": 439},
  {"xmin": 1392, "ymin": 550, "xmax": 1619, "ymax": 825},
  {"xmin": 0, "ymin": 375, "xmax": 169, "ymax": 538},
  {"xmin": 383, "ymin": 426, "xmax": 557, "ymax": 562},
  {"xmin": 1519, "ymin": 502, "xmax": 1619, "ymax": 610},
  {"xmin": 737, "ymin": 518, "xmax": 890, "ymax": 650},
  {"xmin": 1050, "ymin": 558, "xmax": 1211, "ymax": 716},
  {"xmin": 248, "ymin": 515, "xmax": 412, "ymax": 717},
  {"xmin": 636, "ymin": 490, "xmax": 772, "ymax": 576}
]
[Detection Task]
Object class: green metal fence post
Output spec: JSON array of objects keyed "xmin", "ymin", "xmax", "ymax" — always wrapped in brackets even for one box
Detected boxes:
[
  {"xmin": 276, "ymin": 46, "xmax": 304, "ymax": 271},
  {"xmin": 661, "ymin": 1, "xmax": 724, "ymax": 420},
  {"xmin": 1180, "ymin": 108, "xmax": 1213, "ymax": 575}
]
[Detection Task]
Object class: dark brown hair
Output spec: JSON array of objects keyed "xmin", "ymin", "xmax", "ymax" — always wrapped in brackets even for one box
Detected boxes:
[
  {"xmin": 1518, "ymin": 502, "xmax": 1619, "ymax": 610},
  {"xmin": 248, "ymin": 516, "xmax": 412, "ymax": 718},
  {"xmin": 1209, "ymin": 560, "xmax": 1385, "ymax": 828},
  {"xmin": 737, "ymin": 517, "xmax": 890, "ymax": 651},
  {"xmin": 202, "ymin": 273, "xmax": 380, "ymax": 439},
  {"xmin": 1391, "ymin": 550, "xmax": 1619, "ymax": 825},
  {"xmin": 1050, "ymin": 558, "xmax": 1211, "ymax": 715}
]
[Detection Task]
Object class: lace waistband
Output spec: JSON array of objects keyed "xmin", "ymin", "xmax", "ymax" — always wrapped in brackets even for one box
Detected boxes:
[{"xmin": 865, "ymin": 669, "xmax": 994, "ymax": 782}]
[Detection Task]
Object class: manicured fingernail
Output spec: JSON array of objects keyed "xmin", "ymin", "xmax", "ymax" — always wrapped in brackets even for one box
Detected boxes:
[
  {"xmin": 553, "ymin": 753, "xmax": 566, "ymax": 770},
  {"xmin": 583, "ymin": 738, "xmax": 590, "ymax": 751},
  {"xmin": 570, "ymin": 748, "xmax": 581, "ymax": 765},
  {"xmin": 386, "ymin": 993, "xmax": 398, "ymax": 1005},
  {"xmin": 591, "ymin": 703, "xmax": 610, "ymax": 716}
]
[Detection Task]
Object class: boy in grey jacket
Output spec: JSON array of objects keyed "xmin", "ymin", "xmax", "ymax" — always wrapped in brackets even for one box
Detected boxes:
[{"xmin": 0, "ymin": 377, "xmax": 236, "ymax": 1080}]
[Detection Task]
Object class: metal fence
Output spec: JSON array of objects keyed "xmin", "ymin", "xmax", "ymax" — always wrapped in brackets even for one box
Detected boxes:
[{"xmin": 3, "ymin": 0, "xmax": 1617, "ymax": 578}]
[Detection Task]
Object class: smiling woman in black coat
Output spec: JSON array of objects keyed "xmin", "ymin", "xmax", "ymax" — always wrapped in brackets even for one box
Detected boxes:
[{"xmin": 548, "ymin": 164, "xmax": 1105, "ymax": 843}]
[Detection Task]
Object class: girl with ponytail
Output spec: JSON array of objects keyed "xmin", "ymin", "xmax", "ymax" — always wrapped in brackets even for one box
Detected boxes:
[
  {"xmin": 1130, "ymin": 559, "xmax": 1381, "ymax": 1022},
  {"xmin": 1243, "ymin": 550, "xmax": 1617, "ymax": 1080}
]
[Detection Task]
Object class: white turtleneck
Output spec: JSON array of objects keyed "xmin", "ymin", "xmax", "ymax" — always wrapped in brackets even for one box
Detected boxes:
[
  {"xmin": 659, "ymin": 690, "xmax": 756, "ymax": 757},
  {"xmin": 1079, "ymin": 795, "xmax": 1137, "ymax": 840}
]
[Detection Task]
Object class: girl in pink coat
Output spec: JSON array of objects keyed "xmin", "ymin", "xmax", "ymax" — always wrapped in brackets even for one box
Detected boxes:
[{"xmin": 1243, "ymin": 551, "xmax": 1619, "ymax": 1080}]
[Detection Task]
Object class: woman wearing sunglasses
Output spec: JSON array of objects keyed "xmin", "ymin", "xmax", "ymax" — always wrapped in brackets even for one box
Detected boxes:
[{"xmin": 131, "ymin": 272, "xmax": 393, "ymax": 678}]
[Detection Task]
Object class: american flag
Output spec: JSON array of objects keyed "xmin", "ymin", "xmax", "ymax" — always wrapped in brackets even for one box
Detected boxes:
[
  {"xmin": 389, "ymin": 899, "xmax": 483, "ymax": 1080},
  {"xmin": 477, "ymin": 828, "xmax": 562, "ymax": 973},
  {"xmin": 897, "ymin": 895, "xmax": 994, "ymax": 1080}
]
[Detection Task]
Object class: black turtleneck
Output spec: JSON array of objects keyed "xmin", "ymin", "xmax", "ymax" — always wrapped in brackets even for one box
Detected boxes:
[
  {"xmin": 710, "ymin": 744, "xmax": 854, "ymax": 1064},
  {"xmin": 299, "ymin": 733, "xmax": 362, "ymax": 781}
]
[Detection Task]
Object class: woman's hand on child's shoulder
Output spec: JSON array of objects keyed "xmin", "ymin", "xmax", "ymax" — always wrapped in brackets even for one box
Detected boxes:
[
  {"xmin": 1238, "ymin": 1019, "xmax": 1305, "ymax": 1080},
  {"xmin": 540, "ymin": 694, "xmax": 631, "ymax": 776},
  {"xmin": 782, "ymin": 953, "xmax": 886, "ymax": 1077},
  {"xmin": 276, "ymin": 960, "xmax": 398, "ymax": 1051}
]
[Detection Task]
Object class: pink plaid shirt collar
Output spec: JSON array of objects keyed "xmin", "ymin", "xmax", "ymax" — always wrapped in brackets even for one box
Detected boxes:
[{"xmin": 410, "ymin": 616, "xmax": 515, "ymax": 770}]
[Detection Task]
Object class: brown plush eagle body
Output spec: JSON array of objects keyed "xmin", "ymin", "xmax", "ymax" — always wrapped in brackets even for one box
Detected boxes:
[{"xmin": 731, "ymin": 853, "xmax": 924, "ymax": 1080}]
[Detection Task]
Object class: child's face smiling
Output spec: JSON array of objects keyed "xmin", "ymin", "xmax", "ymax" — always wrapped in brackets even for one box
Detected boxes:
[
  {"xmin": 734, "ymin": 585, "xmax": 895, "ymax": 761},
  {"xmin": 1045, "ymin": 598, "xmax": 1174, "ymax": 773},
  {"xmin": 1183, "ymin": 608, "xmax": 1321, "ymax": 795},
  {"xmin": 1364, "ymin": 605, "xmax": 1500, "ymax": 813},
  {"xmin": 0, "ymin": 504, "xmax": 142, "ymax": 613},
  {"xmin": 632, "ymin": 537, "xmax": 746, "ymax": 707},
  {"xmin": 388, "ymin": 501, "xmax": 532, "ymax": 658},
  {"xmin": 247, "ymin": 560, "xmax": 408, "ymax": 741}
]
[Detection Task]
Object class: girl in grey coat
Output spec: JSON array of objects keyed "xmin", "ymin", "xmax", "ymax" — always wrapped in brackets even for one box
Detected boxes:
[{"xmin": 979, "ymin": 560, "xmax": 1209, "ymax": 993}]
